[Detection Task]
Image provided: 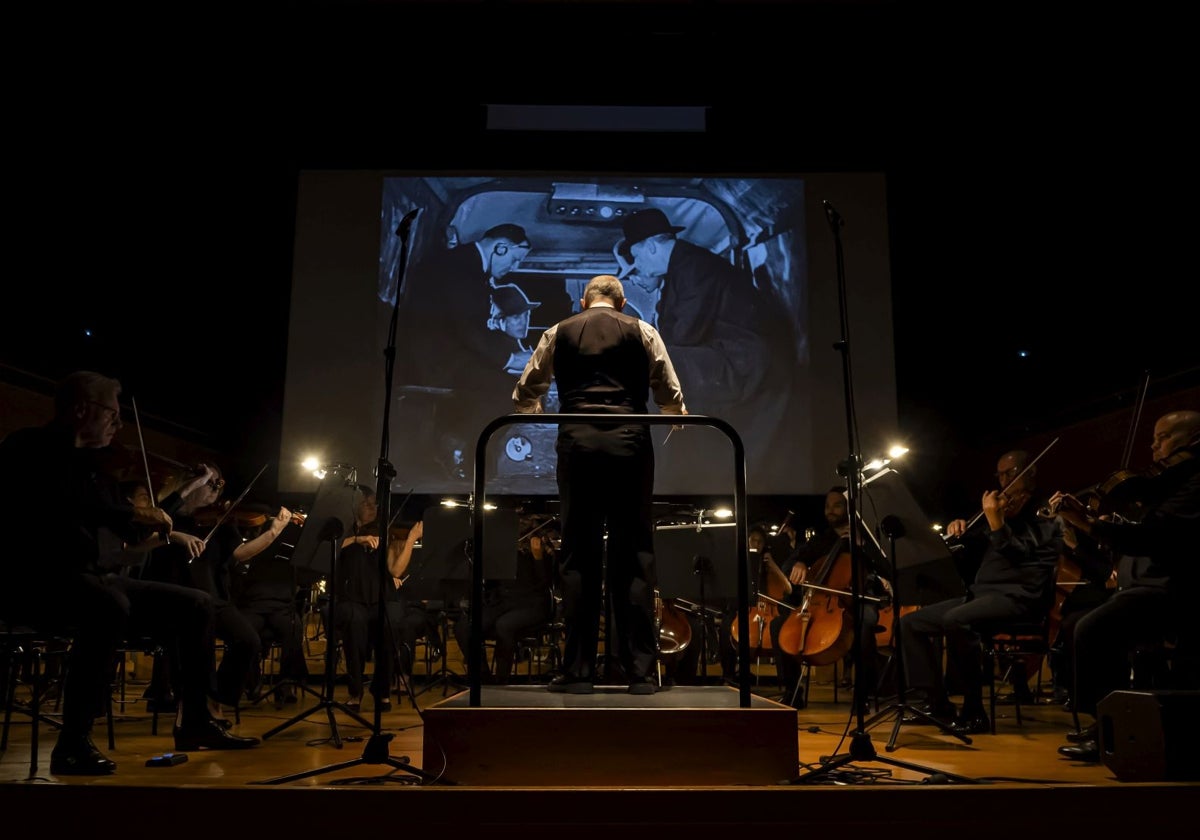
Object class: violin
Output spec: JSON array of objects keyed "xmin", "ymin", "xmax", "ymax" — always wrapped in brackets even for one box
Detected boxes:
[
  {"xmin": 192, "ymin": 501, "xmax": 305, "ymax": 530},
  {"xmin": 1040, "ymin": 446, "xmax": 1197, "ymax": 525},
  {"xmin": 947, "ymin": 438, "xmax": 1059, "ymax": 544}
]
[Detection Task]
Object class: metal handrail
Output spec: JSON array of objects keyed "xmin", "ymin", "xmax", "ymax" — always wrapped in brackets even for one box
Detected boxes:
[{"xmin": 469, "ymin": 413, "xmax": 750, "ymax": 707}]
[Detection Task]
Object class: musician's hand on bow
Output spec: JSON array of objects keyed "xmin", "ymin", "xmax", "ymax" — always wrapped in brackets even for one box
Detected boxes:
[
  {"xmin": 134, "ymin": 505, "xmax": 173, "ymax": 532},
  {"xmin": 945, "ymin": 518, "xmax": 968, "ymax": 539},
  {"xmin": 788, "ymin": 562, "xmax": 808, "ymax": 586},
  {"xmin": 170, "ymin": 531, "xmax": 206, "ymax": 560}
]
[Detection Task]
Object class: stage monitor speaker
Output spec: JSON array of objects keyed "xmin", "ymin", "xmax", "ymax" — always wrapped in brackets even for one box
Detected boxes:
[{"xmin": 1096, "ymin": 689, "xmax": 1200, "ymax": 782}]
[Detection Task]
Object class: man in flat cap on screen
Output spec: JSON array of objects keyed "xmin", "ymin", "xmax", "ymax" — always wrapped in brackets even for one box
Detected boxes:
[{"xmin": 614, "ymin": 208, "xmax": 791, "ymax": 494}]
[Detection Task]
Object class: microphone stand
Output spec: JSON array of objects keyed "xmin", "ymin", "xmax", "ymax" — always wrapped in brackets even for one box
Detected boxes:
[
  {"xmin": 257, "ymin": 207, "xmax": 445, "ymax": 785},
  {"xmin": 787, "ymin": 201, "xmax": 981, "ymax": 785},
  {"xmin": 860, "ymin": 515, "xmax": 971, "ymax": 750}
]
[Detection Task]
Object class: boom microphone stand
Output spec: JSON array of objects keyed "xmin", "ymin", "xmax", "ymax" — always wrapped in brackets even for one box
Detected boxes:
[
  {"xmin": 255, "ymin": 206, "xmax": 445, "ymax": 786},
  {"xmin": 787, "ymin": 200, "xmax": 980, "ymax": 785}
]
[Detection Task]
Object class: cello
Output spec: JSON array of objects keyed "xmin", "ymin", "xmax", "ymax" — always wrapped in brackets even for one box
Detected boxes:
[
  {"xmin": 776, "ymin": 539, "xmax": 856, "ymax": 667},
  {"xmin": 728, "ymin": 515, "xmax": 793, "ymax": 655}
]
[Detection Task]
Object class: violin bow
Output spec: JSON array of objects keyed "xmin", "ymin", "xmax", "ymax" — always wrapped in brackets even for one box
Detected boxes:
[
  {"xmin": 201, "ymin": 462, "xmax": 270, "ymax": 544},
  {"xmin": 1120, "ymin": 370, "xmax": 1152, "ymax": 470},
  {"xmin": 386, "ymin": 488, "xmax": 415, "ymax": 531},
  {"xmin": 131, "ymin": 397, "xmax": 169, "ymax": 545},
  {"xmin": 962, "ymin": 436, "xmax": 1060, "ymax": 532}
]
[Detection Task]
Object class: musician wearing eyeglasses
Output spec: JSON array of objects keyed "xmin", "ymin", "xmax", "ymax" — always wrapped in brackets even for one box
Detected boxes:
[
  {"xmin": 898, "ymin": 449, "xmax": 1063, "ymax": 735},
  {"xmin": 0, "ymin": 371, "xmax": 259, "ymax": 775}
]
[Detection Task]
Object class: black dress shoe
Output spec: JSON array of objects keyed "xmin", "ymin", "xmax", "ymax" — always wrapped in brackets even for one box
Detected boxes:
[
  {"xmin": 50, "ymin": 735, "xmax": 117, "ymax": 775},
  {"xmin": 1066, "ymin": 723, "xmax": 1097, "ymax": 743},
  {"xmin": 1058, "ymin": 739, "xmax": 1100, "ymax": 762},
  {"xmin": 174, "ymin": 719, "xmax": 260, "ymax": 751},
  {"xmin": 547, "ymin": 673, "xmax": 594, "ymax": 694},
  {"xmin": 627, "ymin": 676, "xmax": 658, "ymax": 695},
  {"xmin": 951, "ymin": 712, "xmax": 991, "ymax": 735}
]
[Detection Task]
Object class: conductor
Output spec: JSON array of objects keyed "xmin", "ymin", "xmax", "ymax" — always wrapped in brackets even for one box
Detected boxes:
[{"xmin": 512, "ymin": 274, "xmax": 687, "ymax": 695}]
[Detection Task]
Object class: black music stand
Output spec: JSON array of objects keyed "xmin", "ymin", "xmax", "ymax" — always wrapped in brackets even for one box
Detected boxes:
[
  {"xmin": 258, "ymin": 477, "xmax": 374, "ymax": 745},
  {"xmin": 406, "ymin": 504, "xmax": 518, "ymax": 695},
  {"xmin": 856, "ymin": 471, "xmax": 972, "ymax": 750},
  {"xmin": 655, "ymin": 521, "xmax": 740, "ymax": 682}
]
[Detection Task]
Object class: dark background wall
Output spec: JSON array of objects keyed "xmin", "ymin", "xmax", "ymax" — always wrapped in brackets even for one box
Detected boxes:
[{"xmin": 3, "ymin": 1, "xmax": 1195, "ymax": 527}]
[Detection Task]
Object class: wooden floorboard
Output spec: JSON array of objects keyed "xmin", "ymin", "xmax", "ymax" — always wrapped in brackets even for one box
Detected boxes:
[{"xmin": 2, "ymin": 648, "xmax": 1194, "ymax": 835}]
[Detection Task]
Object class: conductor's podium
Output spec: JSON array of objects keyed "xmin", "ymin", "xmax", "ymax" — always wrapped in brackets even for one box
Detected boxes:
[{"xmin": 423, "ymin": 684, "xmax": 798, "ymax": 786}]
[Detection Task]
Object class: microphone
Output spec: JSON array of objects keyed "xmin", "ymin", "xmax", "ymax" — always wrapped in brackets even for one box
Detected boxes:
[
  {"xmin": 396, "ymin": 207, "xmax": 421, "ymax": 240},
  {"xmin": 880, "ymin": 515, "xmax": 906, "ymax": 539},
  {"xmin": 823, "ymin": 199, "xmax": 842, "ymax": 228}
]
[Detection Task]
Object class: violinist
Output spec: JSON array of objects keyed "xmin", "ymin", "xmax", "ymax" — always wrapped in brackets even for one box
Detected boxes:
[
  {"xmin": 0, "ymin": 371, "xmax": 257, "ymax": 774},
  {"xmin": 160, "ymin": 463, "xmax": 294, "ymax": 717},
  {"xmin": 899, "ymin": 449, "xmax": 1062, "ymax": 735},
  {"xmin": 231, "ymin": 505, "xmax": 312, "ymax": 708},
  {"xmin": 334, "ymin": 487, "xmax": 434, "ymax": 712},
  {"xmin": 768, "ymin": 487, "xmax": 891, "ymax": 712},
  {"xmin": 1054, "ymin": 409, "xmax": 1200, "ymax": 763},
  {"xmin": 454, "ymin": 514, "xmax": 558, "ymax": 684}
]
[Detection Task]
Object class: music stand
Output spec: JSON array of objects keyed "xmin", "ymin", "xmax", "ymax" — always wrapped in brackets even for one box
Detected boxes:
[
  {"xmin": 259, "ymin": 476, "xmax": 374, "ymax": 744},
  {"xmin": 856, "ymin": 477, "xmax": 973, "ymax": 750},
  {"xmin": 859, "ymin": 468, "xmax": 966, "ymax": 607},
  {"xmin": 406, "ymin": 504, "xmax": 518, "ymax": 695},
  {"xmin": 655, "ymin": 521, "xmax": 740, "ymax": 682}
]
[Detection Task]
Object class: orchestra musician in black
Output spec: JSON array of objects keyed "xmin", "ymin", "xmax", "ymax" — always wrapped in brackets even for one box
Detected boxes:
[
  {"xmin": 1051, "ymin": 409, "xmax": 1200, "ymax": 762},
  {"xmin": 898, "ymin": 449, "xmax": 1062, "ymax": 735}
]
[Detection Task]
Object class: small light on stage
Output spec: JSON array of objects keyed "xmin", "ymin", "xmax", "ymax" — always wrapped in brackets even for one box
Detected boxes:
[
  {"xmin": 932, "ymin": 523, "xmax": 944, "ymax": 533},
  {"xmin": 301, "ymin": 456, "xmax": 324, "ymax": 479},
  {"xmin": 864, "ymin": 445, "xmax": 909, "ymax": 476},
  {"xmin": 711, "ymin": 507, "xmax": 733, "ymax": 519}
]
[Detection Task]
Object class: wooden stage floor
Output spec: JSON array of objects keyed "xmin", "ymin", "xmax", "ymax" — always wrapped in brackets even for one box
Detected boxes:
[{"xmin": 2, "ymin": 662, "xmax": 1194, "ymax": 835}]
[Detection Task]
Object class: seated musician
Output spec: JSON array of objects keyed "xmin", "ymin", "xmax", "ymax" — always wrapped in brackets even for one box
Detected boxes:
[
  {"xmin": 768, "ymin": 487, "xmax": 890, "ymax": 712},
  {"xmin": 899, "ymin": 449, "xmax": 1062, "ymax": 734},
  {"xmin": 334, "ymin": 488, "xmax": 433, "ymax": 711},
  {"xmin": 1053, "ymin": 409, "xmax": 1200, "ymax": 762},
  {"xmin": 0, "ymin": 371, "xmax": 258, "ymax": 775},
  {"xmin": 160, "ymin": 467, "xmax": 294, "ymax": 715},
  {"xmin": 231, "ymin": 507, "xmax": 311, "ymax": 708},
  {"xmin": 454, "ymin": 515, "xmax": 558, "ymax": 684}
]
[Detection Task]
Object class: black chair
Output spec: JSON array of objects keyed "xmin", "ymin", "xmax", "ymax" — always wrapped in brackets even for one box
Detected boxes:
[
  {"xmin": 2, "ymin": 624, "xmax": 114, "ymax": 779},
  {"xmin": 113, "ymin": 636, "xmax": 167, "ymax": 734},
  {"xmin": 979, "ymin": 614, "xmax": 1053, "ymax": 734}
]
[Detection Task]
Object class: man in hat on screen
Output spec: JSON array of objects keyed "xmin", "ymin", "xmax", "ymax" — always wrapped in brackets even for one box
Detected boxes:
[
  {"xmin": 614, "ymin": 208, "xmax": 790, "ymax": 494},
  {"xmin": 488, "ymin": 282, "xmax": 542, "ymax": 375}
]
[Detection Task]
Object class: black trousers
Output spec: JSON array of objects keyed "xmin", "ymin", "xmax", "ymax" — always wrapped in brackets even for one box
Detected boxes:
[
  {"xmin": 556, "ymin": 445, "xmax": 657, "ymax": 683},
  {"xmin": 4, "ymin": 570, "xmax": 216, "ymax": 738}
]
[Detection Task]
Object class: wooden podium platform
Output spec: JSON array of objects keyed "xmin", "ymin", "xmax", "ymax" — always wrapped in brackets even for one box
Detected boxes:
[{"xmin": 422, "ymin": 684, "xmax": 799, "ymax": 786}]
